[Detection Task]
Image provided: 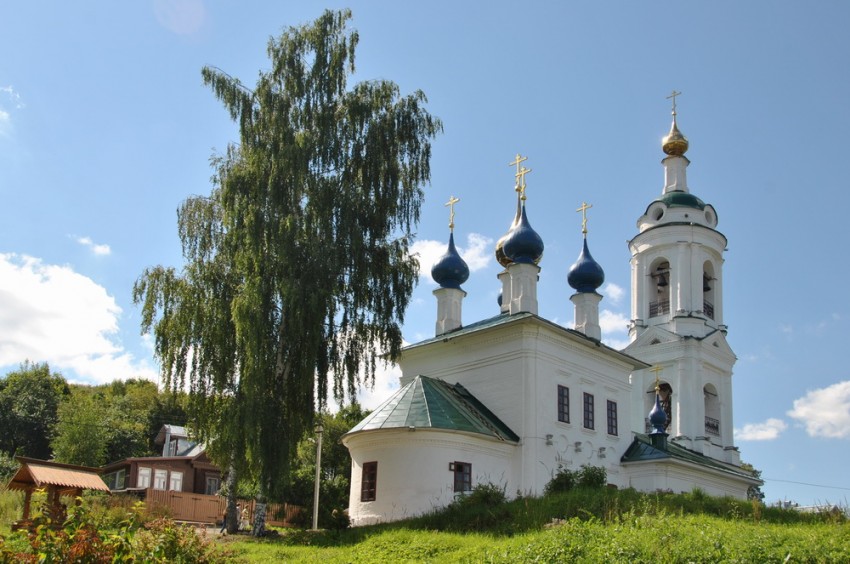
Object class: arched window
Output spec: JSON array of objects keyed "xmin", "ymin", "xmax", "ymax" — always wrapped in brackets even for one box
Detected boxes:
[
  {"xmin": 704, "ymin": 384, "xmax": 720, "ymax": 437},
  {"xmin": 702, "ymin": 261, "xmax": 715, "ymax": 320},
  {"xmin": 649, "ymin": 259, "xmax": 670, "ymax": 318}
]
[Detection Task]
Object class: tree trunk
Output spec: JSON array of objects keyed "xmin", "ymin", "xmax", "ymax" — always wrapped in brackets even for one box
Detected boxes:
[
  {"xmin": 251, "ymin": 493, "xmax": 267, "ymax": 537},
  {"xmin": 225, "ymin": 461, "xmax": 238, "ymax": 534}
]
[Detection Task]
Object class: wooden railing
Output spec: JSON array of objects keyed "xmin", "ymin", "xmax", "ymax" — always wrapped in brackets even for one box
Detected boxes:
[{"xmin": 704, "ymin": 300, "xmax": 714, "ymax": 320}]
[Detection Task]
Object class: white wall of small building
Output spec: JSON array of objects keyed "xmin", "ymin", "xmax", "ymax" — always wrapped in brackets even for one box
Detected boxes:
[{"xmin": 344, "ymin": 428, "xmax": 516, "ymax": 526}]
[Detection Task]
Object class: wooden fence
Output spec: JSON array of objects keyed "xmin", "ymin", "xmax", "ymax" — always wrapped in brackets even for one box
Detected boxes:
[{"xmin": 143, "ymin": 489, "xmax": 302, "ymax": 527}]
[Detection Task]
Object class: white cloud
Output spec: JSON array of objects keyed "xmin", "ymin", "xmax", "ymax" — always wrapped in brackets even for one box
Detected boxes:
[
  {"xmin": 0, "ymin": 253, "xmax": 156, "ymax": 384},
  {"xmin": 734, "ymin": 418, "xmax": 787, "ymax": 441},
  {"xmin": 1, "ymin": 86, "xmax": 23, "ymax": 109},
  {"xmin": 603, "ymin": 282, "xmax": 624, "ymax": 304},
  {"xmin": 76, "ymin": 236, "xmax": 112, "ymax": 256},
  {"xmin": 411, "ymin": 232, "xmax": 492, "ymax": 283},
  {"xmin": 600, "ymin": 309, "xmax": 629, "ymax": 335},
  {"xmin": 787, "ymin": 381, "xmax": 850, "ymax": 439},
  {"xmin": 355, "ymin": 359, "xmax": 403, "ymax": 411}
]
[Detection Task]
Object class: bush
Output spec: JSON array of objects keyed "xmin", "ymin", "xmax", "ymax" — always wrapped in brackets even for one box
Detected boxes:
[
  {"xmin": 0, "ymin": 496, "xmax": 231, "ymax": 563},
  {"xmin": 458, "ymin": 482, "xmax": 507, "ymax": 508},
  {"xmin": 544, "ymin": 468, "xmax": 576, "ymax": 495},
  {"xmin": 576, "ymin": 465, "xmax": 607, "ymax": 489}
]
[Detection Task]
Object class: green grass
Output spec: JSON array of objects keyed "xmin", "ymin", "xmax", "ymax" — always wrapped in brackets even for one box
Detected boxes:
[{"xmin": 224, "ymin": 488, "xmax": 849, "ymax": 563}]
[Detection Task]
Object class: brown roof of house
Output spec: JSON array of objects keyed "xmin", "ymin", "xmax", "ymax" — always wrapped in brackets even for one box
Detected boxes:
[{"xmin": 6, "ymin": 457, "xmax": 110, "ymax": 493}]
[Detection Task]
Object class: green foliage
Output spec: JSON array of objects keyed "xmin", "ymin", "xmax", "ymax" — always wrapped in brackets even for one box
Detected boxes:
[
  {"xmin": 0, "ymin": 454, "xmax": 17, "ymax": 484},
  {"xmin": 740, "ymin": 460, "xmax": 765, "ymax": 501},
  {"xmin": 224, "ymin": 489, "xmax": 850, "ymax": 563},
  {"xmin": 51, "ymin": 388, "xmax": 109, "ymax": 467},
  {"xmin": 133, "ymin": 9, "xmax": 440, "ymax": 533},
  {"xmin": 0, "ymin": 489, "xmax": 24, "ymax": 526},
  {"xmin": 544, "ymin": 464, "xmax": 606, "ymax": 496},
  {"xmin": 286, "ymin": 405, "xmax": 368, "ymax": 528},
  {"xmin": 0, "ymin": 497, "xmax": 230, "ymax": 563},
  {"xmin": 576, "ymin": 464, "xmax": 607, "ymax": 488},
  {"xmin": 544, "ymin": 467, "xmax": 576, "ymax": 495},
  {"xmin": 0, "ymin": 361, "xmax": 69, "ymax": 459}
]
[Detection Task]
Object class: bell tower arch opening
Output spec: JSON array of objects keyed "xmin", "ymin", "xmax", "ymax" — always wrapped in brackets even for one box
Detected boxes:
[{"xmin": 649, "ymin": 259, "xmax": 671, "ymax": 319}]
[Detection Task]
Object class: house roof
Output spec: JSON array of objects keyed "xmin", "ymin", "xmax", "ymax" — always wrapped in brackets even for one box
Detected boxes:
[
  {"xmin": 6, "ymin": 457, "xmax": 110, "ymax": 493},
  {"xmin": 405, "ymin": 312, "xmax": 649, "ymax": 370},
  {"xmin": 620, "ymin": 434, "xmax": 760, "ymax": 483},
  {"xmin": 154, "ymin": 424, "xmax": 188, "ymax": 444},
  {"xmin": 346, "ymin": 375, "xmax": 520, "ymax": 442}
]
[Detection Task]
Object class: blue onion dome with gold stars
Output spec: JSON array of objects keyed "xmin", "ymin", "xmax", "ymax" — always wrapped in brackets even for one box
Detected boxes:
[
  {"xmin": 648, "ymin": 391, "xmax": 668, "ymax": 434},
  {"xmin": 568, "ymin": 239, "xmax": 605, "ymax": 293},
  {"xmin": 431, "ymin": 232, "xmax": 469, "ymax": 289},
  {"xmin": 503, "ymin": 204, "xmax": 544, "ymax": 265}
]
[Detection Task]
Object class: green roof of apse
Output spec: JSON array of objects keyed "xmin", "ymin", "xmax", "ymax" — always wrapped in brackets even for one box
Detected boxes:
[
  {"xmin": 621, "ymin": 434, "xmax": 756, "ymax": 481},
  {"xmin": 346, "ymin": 375, "xmax": 519, "ymax": 442}
]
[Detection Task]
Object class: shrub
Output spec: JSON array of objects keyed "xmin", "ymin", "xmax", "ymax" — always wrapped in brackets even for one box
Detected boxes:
[
  {"xmin": 544, "ymin": 468, "xmax": 576, "ymax": 495},
  {"xmin": 459, "ymin": 482, "xmax": 507, "ymax": 508},
  {"xmin": 0, "ymin": 496, "xmax": 231, "ymax": 563},
  {"xmin": 576, "ymin": 465, "xmax": 607, "ymax": 489}
]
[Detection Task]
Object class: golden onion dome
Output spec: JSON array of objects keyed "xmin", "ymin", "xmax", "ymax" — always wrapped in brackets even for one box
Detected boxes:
[{"xmin": 662, "ymin": 114, "xmax": 689, "ymax": 156}]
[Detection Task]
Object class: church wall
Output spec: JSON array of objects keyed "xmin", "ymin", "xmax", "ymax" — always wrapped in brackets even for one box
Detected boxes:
[
  {"xmin": 399, "ymin": 318, "xmax": 640, "ymax": 495},
  {"xmin": 623, "ymin": 459, "xmax": 751, "ymax": 499},
  {"xmin": 344, "ymin": 429, "xmax": 515, "ymax": 526},
  {"xmin": 529, "ymin": 338, "xmax": 634, "ymax": 492}
]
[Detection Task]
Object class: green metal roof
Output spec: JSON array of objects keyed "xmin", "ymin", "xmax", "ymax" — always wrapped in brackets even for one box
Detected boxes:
[
  {"xmin": 621, "ymin": 434, "xmax": 756, "ymax": 481},
  {"xmin": 346, "ymin": 375, "xmax": 519, "ymax": 442},
  {"xmin": 656, "ymin": 190, "xmax": 706, "ymax": 210}
]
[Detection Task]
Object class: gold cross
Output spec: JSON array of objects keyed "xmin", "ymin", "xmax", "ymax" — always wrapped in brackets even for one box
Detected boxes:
[
  {"xmin": 666, "ymin": 90, "xmax": 682, "ymax": 114},
  {"xmin": 517, "ymin": 166, "xmax": 532, "ymax": 200},
  {"xmin": 445, "ymin": 195, "xmax": 460, "ymax": 231},
  {"xmin": 509, "ymin": 153, "xmax": 528, "ymax": 193},
  {"xmin": 576, "ymin": 201, "xmax": 592, "ymax": 236},
  {"xmin": 649, "ymin": 365, "xmax": 664, "ymax": 392}
]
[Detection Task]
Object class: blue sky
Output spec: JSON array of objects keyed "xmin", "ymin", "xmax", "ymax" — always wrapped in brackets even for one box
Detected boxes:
[{"xmin": 2, "ymin": 1, "xmax": 849, "ymax": 507}]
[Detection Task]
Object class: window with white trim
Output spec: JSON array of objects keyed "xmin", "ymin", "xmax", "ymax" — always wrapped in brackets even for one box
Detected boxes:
[
  {"xmin": 169, "ymin": 471, "xmax": 183, "ymax": 491},
  {"xmin": 154, "ymin": 469, "xmax": 168, "ymax": 490},
  {"xmin": 137, "ymin": 467, "xmax": 151, "ymax": 488}
]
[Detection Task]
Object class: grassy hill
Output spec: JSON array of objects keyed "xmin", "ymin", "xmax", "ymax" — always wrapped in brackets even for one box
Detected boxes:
[{"xmin": 226, "ymin": 486, "xmax": 850, "ymax": 563}]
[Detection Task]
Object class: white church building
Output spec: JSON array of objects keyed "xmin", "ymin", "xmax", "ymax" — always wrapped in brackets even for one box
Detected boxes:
[{"xmin": 342, "ymin": 101, "xmax": 760, "ymax": 525}]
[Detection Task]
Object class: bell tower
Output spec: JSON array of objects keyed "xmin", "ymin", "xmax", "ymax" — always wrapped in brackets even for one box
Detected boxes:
[{"xmin": 625, "ymin": 93, "xmax": 741, "ymax": 466}]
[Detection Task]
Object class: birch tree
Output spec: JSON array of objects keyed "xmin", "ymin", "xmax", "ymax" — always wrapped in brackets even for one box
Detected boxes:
[{"xmin": 134, "ymin": 9, "xmax": 440, "ymax": 535}]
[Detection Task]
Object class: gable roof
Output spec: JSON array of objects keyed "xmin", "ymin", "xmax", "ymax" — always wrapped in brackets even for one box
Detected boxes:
[
  {"xmin": 6, "ymin": 457, "xmax": 110, "ymax": 493},
  {"xmin": 621, "ymin": 434, "xmax": 760, "ymax": 483},
  {"xmin": 346, "ymin": 375, "xmax": 519, "ymax": 442}
]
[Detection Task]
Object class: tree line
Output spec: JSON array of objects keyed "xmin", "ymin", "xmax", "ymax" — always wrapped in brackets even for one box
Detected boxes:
[{"xmin": 0, "ymin": 361, "xmax": 188, "ymax": 479}]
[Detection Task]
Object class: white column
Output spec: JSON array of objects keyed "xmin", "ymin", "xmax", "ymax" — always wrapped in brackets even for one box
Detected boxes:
[
  {"xmin": 497, "ymin": 270, "xmax": 511, "ymax": 314},
  {"xmin": 662, "ymin": 155, "xmax": 690, "ymax": 193},
  {"xmin": 571, "ymin": 292, "xmax": 602, "ymax": 340},
  {"xmin": 508, "ymin": 262, "xmax": 540, "ymax": 315},
  {"xmin": 433, "ymin": 287, "xmax": 465, "ymax": 335}
]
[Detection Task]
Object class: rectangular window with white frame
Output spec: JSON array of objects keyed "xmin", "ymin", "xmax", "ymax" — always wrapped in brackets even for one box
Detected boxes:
[
  {"xmin": 169, "ymin": 471, "xmax": 183, "ymax": 491},
  {"xmin": 154, "ymin": 468, "xmax": 168, "ymax": 490},
  {"xmin": 137, "ymin": 467, "xmax": 151, "ymax": 488}
]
